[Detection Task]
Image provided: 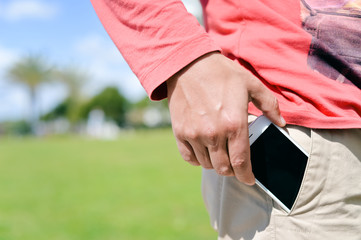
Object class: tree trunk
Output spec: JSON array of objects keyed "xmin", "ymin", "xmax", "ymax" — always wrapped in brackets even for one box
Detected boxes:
[{"xmin": 29, "ymin": 88, "xmax": 38, "ymax": 134}]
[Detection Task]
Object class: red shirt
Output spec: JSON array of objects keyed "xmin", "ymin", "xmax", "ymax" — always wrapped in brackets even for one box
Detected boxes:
[{"xmin": 91, "ymin": 0, "xmax": 361, "ymax": 129}]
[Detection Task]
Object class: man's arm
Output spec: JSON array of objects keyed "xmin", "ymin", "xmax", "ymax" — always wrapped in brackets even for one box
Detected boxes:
[
  {"xmin": 91, "ymin": 0, "xmax": 285, "ymax": 184},
  {"xmin": 90, "ymin": 0, "xmax": 220, "ymax": 100},
  {"xmin": 167, "ymin": 52, "xmax": 285, "ymax": 184}
]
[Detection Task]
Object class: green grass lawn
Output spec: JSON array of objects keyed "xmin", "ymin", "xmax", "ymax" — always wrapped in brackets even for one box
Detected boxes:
[{"xmin": 0, "ymin": 129, "xmax": 217, "ymax": 240}]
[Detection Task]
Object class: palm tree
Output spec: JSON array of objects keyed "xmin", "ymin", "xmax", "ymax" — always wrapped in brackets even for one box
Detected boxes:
[
  {"xmin": 6, "ymin": 54, "xmax": 53, "ymax": 133},
  {"xmin": 52, "ymin": 66, "xmax": 88, "ymax": 123},
  {"xmin": 55, "ymin": 66, "xmax": 87, "ymax": 101}
]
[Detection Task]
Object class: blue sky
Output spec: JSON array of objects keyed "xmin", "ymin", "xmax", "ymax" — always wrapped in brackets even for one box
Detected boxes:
[{"xmin": 0, "ymin": 0, "xmax": 202, "ymax": 121}]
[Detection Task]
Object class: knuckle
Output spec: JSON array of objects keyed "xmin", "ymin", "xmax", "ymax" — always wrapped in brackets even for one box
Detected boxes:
[
  {"xmin": 203, "ymin": 127, "xmax": 218, "ymax": 146},
  {"xmin": 216, "ymin": 165, "xmax": 233, "ymax": 176},
  {"xmin": 173, "ymin": 125, "xmax": 185, "ymax": 139},
  {"xmin": 181, "ymin": 151, "xmax": 201, "ymax": 166},
  {"xmin": 198, "ymin": 156, "xmax": 213, "ymax": 169},
  {"xmin": 226, "ymin": 119, "xmax": 242, "ymax": 133},
  {"xmin": 225, "ymin": 117, "xmax": 246, "ymax": 137},
  {"xmin": 273, "ymin": 96, "xmax": 279, "ymax": 107},
  {"xmin": 184, "ymin": 158, "xmax": 200, "ymax": 166},
  {"xmin": 264, "ymin": 97, "xmax": 279, "ymax": 114},
  {"xmin": 247, "ymin": 77, "xmax": 263, "ymax": 92},
  {"xmin": 231, "ymin": 158, "xmax": 247, "ymax": 170},
  {"xmin": 174, "ymin": 132, "xmax": 184, "ymax": 141},
  {"xmin": 184, "ymin": 129, "xmax": 199, "ymax": 141},
  {"xmin": 181, "ymin": 151, "xmax": 193, "ymax": 162}
]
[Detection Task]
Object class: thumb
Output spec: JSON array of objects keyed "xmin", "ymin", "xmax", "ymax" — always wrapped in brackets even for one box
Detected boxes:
[{"xmin": 249, "ymin": 83, "xmax": 286, "ymax": 127}]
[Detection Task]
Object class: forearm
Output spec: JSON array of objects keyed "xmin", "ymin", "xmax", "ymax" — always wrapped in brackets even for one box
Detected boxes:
[{"xmin": 90, "ymin": 0, "xmax": 220, "ymax": 100}]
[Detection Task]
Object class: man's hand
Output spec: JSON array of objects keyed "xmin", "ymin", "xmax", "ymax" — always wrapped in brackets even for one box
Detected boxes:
[{"xmin": 167, "ymin": 52, "xmax": 285, "ymax": 184}]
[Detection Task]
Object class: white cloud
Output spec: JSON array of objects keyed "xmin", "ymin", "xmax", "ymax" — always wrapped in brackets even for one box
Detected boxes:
[
  {"xmin": 74, "ymin": 34, "xmax": 146, "ymax": 102},
  {"xmin": 0, "ymin": 33, "xmax": 147, "ymax": 122},
  {"xmin": 0, "ymin": 45, "xmax": 66, "ymax": 122},
  {"xmin": 0, "ymin": 85, "xmax": 29, "ymax": 121},
  {"xmin": 0, "ymin": 45, "xmax": 24, "ymax": 121},
  {"xmin": 0, "ymin": 45, "xmax": 19, "ymax": 73},
  {"xmin": 0, "ymin": 0, "xmax": 59, "ymax": 21}
]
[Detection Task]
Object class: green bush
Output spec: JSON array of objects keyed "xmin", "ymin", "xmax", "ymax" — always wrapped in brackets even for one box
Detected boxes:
[
  {"xmin": 80, "ymin": 87, "xmax": 130, "ymax": 127},
  {"xmin": 0, "ymin": 120, "xmax": 32, "ymax": 136}
]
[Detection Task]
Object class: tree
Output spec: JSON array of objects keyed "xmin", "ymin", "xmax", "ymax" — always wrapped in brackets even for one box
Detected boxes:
[
  {"xmin": 55, "ymin": 66, "xmax": 87, "ymax": 101},
  {"xmin": 6, "ymin": 54, "xmax": 53, "ymax": 133},
  {"xmin": 41, "ymin": 98, "xmax": 72, "ymax": 121},
  {"xmin": 127, "ymin": 96, "xmax": 170, "ymax": 128},
  {"xmin": 81, "ymin": 87, "xmax": 130, "ymax": 127},
  {"xmin": 46, "ymin": 66, "xmax": 89, "ymax": 123}
]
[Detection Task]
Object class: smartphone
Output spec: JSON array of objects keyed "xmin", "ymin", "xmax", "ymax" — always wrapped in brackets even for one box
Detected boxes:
[{"xmin": 248, "ymin": 115, "xmax": 309, "ymax": 213}]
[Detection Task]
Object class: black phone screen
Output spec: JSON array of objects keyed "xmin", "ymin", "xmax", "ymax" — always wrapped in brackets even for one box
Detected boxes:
[{"xmin": 250, "ymin": 124, "xmax": 308, "ymax": 210}]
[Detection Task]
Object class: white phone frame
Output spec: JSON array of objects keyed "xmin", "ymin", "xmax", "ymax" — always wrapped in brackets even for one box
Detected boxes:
[{"xmin": 248, "ymin": 115, "xmax": 310, "ymax": 213}]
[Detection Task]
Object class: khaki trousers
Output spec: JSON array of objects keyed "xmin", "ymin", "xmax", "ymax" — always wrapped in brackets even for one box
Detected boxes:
[{"xmin": 202, "ymin": 117, "xmax": 361, "ymax": 239}]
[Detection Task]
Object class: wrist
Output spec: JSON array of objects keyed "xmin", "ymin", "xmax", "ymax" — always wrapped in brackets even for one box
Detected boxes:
[{"xmin": 167, "ymin": 51, "xmax": 221, "ymax": 97}]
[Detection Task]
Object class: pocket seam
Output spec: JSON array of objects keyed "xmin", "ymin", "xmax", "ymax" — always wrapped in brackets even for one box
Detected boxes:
[{"xmin": 287, "ymin": 128, "xmax": 315, "ymax": 215}]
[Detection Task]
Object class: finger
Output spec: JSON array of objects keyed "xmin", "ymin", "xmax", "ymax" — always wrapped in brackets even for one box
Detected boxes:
[
  {"xmin": 175, "ymin": 139, "xmax": 200, "ymax": 166},
  {"xmin": 227, "ymin": 120, "xmax": 255, "ymax": 185},
  {"xmin": 207, "ymin": 138, "xmax": 234, "ymax": 177},
  {"xmin": 188, "ymin": 140, "xmax": 214, "ymax": 169},
  {"xmin": 250, "ymin": 83, "xmax": 286, "ymax": 127}
]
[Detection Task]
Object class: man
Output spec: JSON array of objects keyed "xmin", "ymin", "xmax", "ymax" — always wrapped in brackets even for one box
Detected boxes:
[{"xmin": 91, "ymin": 0, "xmax": 361, "ymax": 239}]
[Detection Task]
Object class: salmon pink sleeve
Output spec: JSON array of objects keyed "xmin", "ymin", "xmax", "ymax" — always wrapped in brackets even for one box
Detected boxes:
[{"xmin": 90, "ymin": 0, "xmax": 220, "ymax": 100}]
